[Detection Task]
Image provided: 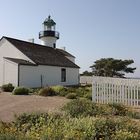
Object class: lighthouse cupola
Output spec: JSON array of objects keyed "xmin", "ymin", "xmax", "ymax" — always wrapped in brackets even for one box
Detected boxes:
[{"xmin": 39, "ymin": 15, "xmax": 59, "ymax": 48}]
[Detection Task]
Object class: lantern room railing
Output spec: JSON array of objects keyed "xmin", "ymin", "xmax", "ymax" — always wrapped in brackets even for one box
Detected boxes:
[{"xmin": 39, "ymin": 30, "xmax": 59, "ymax": 39}]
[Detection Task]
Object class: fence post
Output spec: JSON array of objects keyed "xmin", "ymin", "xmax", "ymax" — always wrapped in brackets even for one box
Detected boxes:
[
  {"xmin": 92, "ymin": 76, "xmax": 140, "ymax": 107},
  {"xmin": 92, "ymin": 76, "xmax": 96, "ymax": 102}
]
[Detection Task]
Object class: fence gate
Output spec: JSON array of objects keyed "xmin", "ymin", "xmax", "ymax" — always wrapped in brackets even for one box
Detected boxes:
[{"xmin": 92, "ymin": 76, "xmax": 140, "ymax": 106}]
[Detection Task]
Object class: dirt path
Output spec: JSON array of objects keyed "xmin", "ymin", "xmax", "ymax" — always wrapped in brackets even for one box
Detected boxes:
[{"xmin": 0, "ymin": 92, "xmax": 69, "ymax": 122}]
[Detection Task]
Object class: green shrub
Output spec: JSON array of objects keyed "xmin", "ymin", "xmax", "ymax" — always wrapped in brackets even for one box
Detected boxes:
[
  {"xmin": 1, "ymin": 112, "xmax": 140, "ymax": 140},
  {"xmin": 0, "ymin": 134, "xmax": 32, "ymax": 140},
  {"xmin": 78, "ymin": 86, "xmax": 91, "ymax": 96},
  {"xmin": 127, "ymin": 111, "xmax": 140, "ymax": 119},
  {"xmin": 51, "ymin": 85, "xmax": 64, "ymax": 93},
  {"xmin": 58, "ymin": 88, "xmax": 68, "ymax": 96},
  {"xmin": 29, "ymin": 88, "xmax": 41, "ymax": 95},
  {"xmin": 41, "ymin": 116, "xmax": 95, "ymax": 139},
  {"xmin": 51, "ymin": 85, "xmax": 92, "ymax": 98},
  {"xmin": 114, "ymin": 130, "xmax": 139, "ymax": 140},
  {"xmin": 58, "ymin": 87, "xmax": 68, "ymax": 96},
  {"xmin": 75, "ymin": 87, "xmax": 86, "ymax": 97},
  {"xmin": 62, "ymin": 98, "xmax": 97, "ymax": 117},
  {"xmin": 14, "ymin": 113, "xmax": 48, "ymax": 128},
  {"xmin": 0, "ymin": 134, "xmax": 17, "ymax": 140},
  {"xmin": 66, "ymin": 86, "xmax": 92, "ymax": 98},
  {"xmin": 66, "ymin": 93, "xmax": 77, "ymax": 99},
  {"xmin": 94, "ymin": 118, "xmax": 117, "ymax": 139},
  {"xmin": 28, "ymin": 88, "xmax": 35, "ymax": 94},
  {"xmin": 62, "ymin": 99, "xmax": 123, "ymax": 117},
  {"xmin": 1, "ymin": 83, "xmax": 14, "ymax": 92},
  {"xmin": 108, "ymin": 103, "xmax": 128, "ymax": 116},
  {"xmin": 14, "ymin": 112, "xmax": 63, "ymax": 139},
  {"xmin": 51, "ymin": 85, "xmax": 68, "ymax": 96},
  {"xmin": 13, "ymin": 87, "xmax": 29, "ymax": 95},
  {"xmin": 38, "ymin": 87, "xmax": 56, "ymax": 96},
  {"xmin": 84, "ymin": 92, "xmax": 92, "ymax": 100}
]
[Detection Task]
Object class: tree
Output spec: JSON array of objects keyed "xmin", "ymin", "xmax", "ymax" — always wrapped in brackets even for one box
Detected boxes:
[
  {"xmin": 80, "ymin": 71, "xmax": 93, "ymax": 76},
  {"xmin": 90, "ymin": 58, "xmax": 136, "ymax": 78}
]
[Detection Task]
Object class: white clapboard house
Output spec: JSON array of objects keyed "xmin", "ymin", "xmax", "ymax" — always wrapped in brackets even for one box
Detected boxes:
[{"xmin": 0, "ymin": 16, "xmax": 80, "ymax": 87}]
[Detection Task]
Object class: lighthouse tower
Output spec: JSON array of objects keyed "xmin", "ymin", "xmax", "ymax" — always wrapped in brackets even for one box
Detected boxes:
[{"xmin": 39, "ymin": 15, "xmax": 59, "ymax": 48}]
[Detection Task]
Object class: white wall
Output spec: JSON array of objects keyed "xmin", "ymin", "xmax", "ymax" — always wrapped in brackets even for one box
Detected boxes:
[
  {"xmin": 3, "ymin": 59, "xmax": 18, "ymax": 86},
  {"xmin": 0, "ymin": 38, "xmax": 34, "ymax": 86},
  {"xmin": 40, "ymin": 37, "xmax": 57, "ymax": 47},
  {"xmin": 19, "ymin": 65, "xmax": 79, "ymax": 88}
]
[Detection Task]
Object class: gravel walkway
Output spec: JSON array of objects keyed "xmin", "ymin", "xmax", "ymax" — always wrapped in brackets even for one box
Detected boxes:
[{"xmin": 0, "ymin": 92, "xmax": 69, "ymax": 122}]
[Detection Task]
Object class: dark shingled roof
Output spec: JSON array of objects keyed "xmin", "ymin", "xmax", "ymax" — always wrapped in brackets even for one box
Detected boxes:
[
  {"xmin": 4, "ymin": 57, "xmax": 36, "ymax": 65},
  {"xmin": 3, "ymin": 37, "xmax": 79, "ymax": 68},
  {"xmin": 56, "ymin": 48, "xmax": 75, "ymax": 58}
]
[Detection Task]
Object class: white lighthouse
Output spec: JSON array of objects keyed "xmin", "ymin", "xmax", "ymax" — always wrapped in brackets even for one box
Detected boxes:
[{"xmin": 39, "ymin": 15, "xmax": 59, "ymax": 48}]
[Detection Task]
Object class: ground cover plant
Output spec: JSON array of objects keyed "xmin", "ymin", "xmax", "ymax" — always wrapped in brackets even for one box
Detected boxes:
[
  {"xmin": 31, "ymin": 85, "xmax": 92, "ymax": 99},
  {"xmin": 51, "ymin": 84, "xmax": 92, "ymax": 99},
  {"xmin": 0, "ymin": 99, "xmax": 140, "ymax": 139},
  {"xmin": 10, "ymin": 85, "xmax": 92, "ymax": 102},
  {"xmin": 2, "ymin": 84, "xmax": 140, "ymax": 139}
]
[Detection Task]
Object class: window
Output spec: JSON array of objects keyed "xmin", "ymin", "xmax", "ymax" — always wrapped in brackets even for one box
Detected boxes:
[
  {"xmin": 61, "ymin": 68, "xmax": 66, "ymax": 82},
  {"xmin": 53, "ymin": 43, "xmax": 56, "ymax": 48}
]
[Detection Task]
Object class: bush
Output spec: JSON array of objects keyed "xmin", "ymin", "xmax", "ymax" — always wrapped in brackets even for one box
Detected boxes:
[
  {"xmin": 14, "ymin": 112, "xmax": 63, "ymax": 139},
  {"xmin": 62, "ymin": 98, "xmax": 96, "ymax": 117},
  {"xmin": 29, "ymin": 88, "xmax": 41, "ymax": 95},
  {"xmin": 0, "ymin": 134, "xmax": 32, "ymax": 140},
  {"xmin": 0, "ymin": 134, "xmax": 17, "ymax": 140},
  {"xmin": 38, "ymin": 87, "xmax": 56, "ymax": 96},
  {"xmin": 94, "ymin": 118, "xmax": 117, "ymax": 139},
  {"xmin": 1, "ymin": 111, "xmax": 140, "ymax": 140},
  {"xmin": 62, "ymin": 99, "xmax": 128, "ymax": 117},
  {"xmin": 1, "ymin": 83, "xmax": 14, "ymax": 92},
  {"xmin": 51, "ymin": 85, "xmax": 64, "ymax": 93},
  {"xmin": 14, "ymin": 113, "xmax": 48, "ymax": 128},
  {"xmin": 114, "ymin": 130, "xmax": 139, "ymax": 140},
  {"xmin": 84, "ymin": 92, "xmax": 92, "ymax": 100},
  {"xmin": 108, "ymin": 103, "xmax": 128, "ymax": 116},
  {"xmin": 41, "ymin": 116, "xmax": 95, "ymax": 139},
  {"xmin": 51, "ymin": 85, "xmax": 68, "ymax": 96},
  {"xmin": 127, "ymin": 111, "xmax": 140, "ymax": 119},
  {"xmin": 58, "ymin": 88, "xmax": 68, "ymax": 96},
  {"xmin": 13, "ymin": 87, "xmax": 29, "ymax": 95},
  {"xmin": 66, "ymin": 93, "xmax": 77, "ymax": 99}
]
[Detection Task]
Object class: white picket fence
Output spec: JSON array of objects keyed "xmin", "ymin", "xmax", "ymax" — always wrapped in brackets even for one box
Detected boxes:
[
  {"xmin": 80, "ymin": 76, "xmax": 92, "ymax": 85},
  {"xmin": 92, "ymin": 76, "xmax": 140, "ymax": 106}
]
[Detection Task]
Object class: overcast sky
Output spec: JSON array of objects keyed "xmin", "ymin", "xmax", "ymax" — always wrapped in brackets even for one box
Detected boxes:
[{"xmin": 0, "ymin": 0, "xmax": 140, "ymax": 77}]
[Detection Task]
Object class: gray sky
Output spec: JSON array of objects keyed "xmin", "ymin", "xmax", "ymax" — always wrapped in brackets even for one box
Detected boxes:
[{"xmin": 0, "ymin": 0, "xmax": 140, "ymax": 77}]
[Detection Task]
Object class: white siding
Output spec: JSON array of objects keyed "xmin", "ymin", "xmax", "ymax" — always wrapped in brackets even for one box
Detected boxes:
[
  {"xmin": 3, "ymin": 59, "xmax": 18, "ymax": 86},
  {"xmin": 19, "ymin": 65, "xmax": 79, "ymax": 88},
  {"xmin": 0, "ymin": 38, "xmax": 34, "ymax": 85}
]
